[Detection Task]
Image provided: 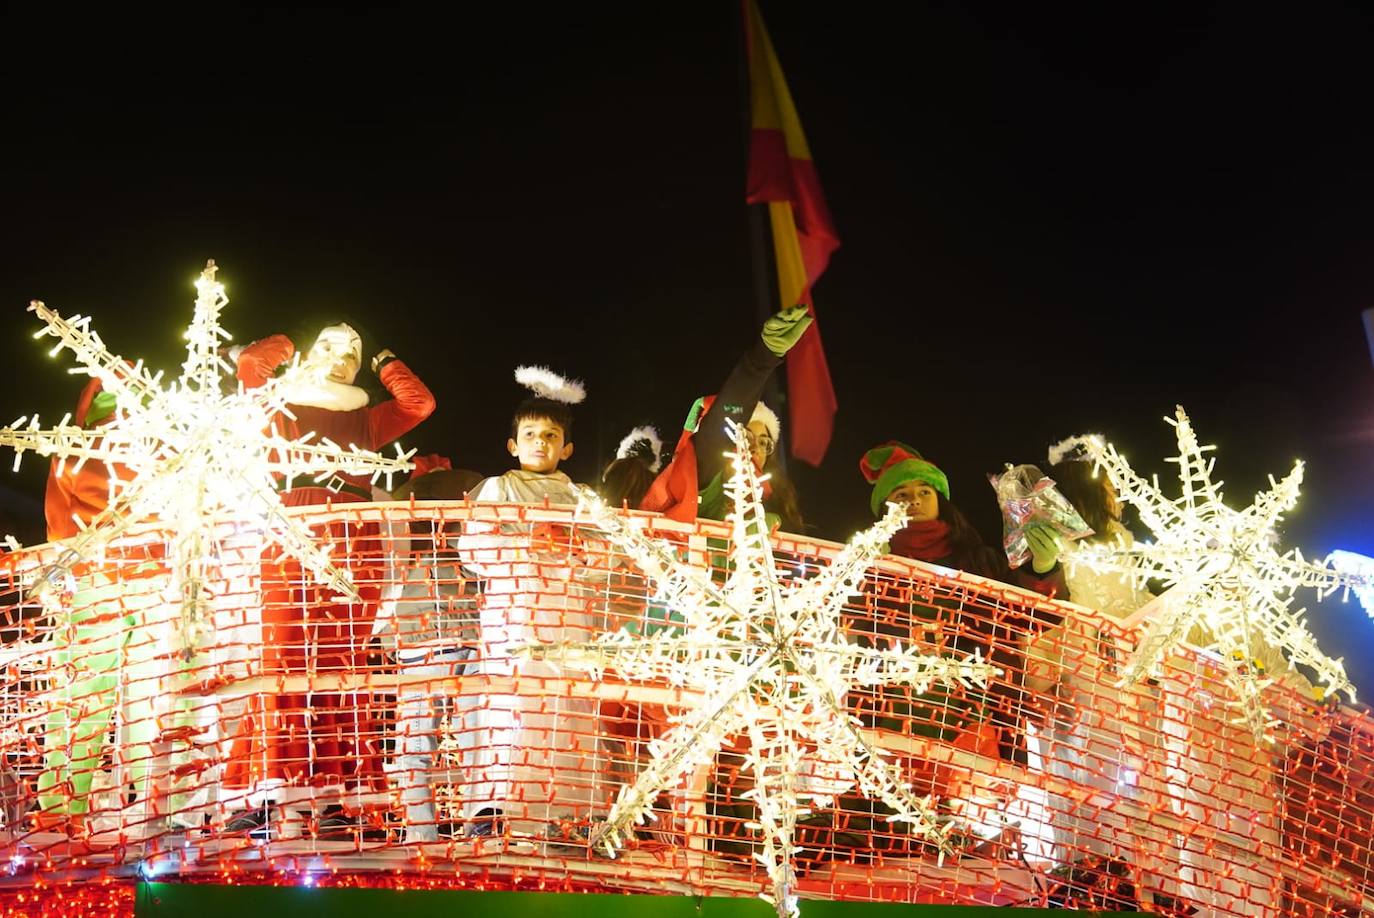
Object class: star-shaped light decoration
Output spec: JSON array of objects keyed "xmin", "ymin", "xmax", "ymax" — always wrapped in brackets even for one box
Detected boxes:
[
  {"xmin": 0, "ymin": 261, "xmax": 414, "ymax": 651},
  {"xmin": 525, "ymin": 421, "xmax": 995, "ymax": 918},
  {"xmin": 1071, "ymin": 406, "xmax": 1368, "ymax": 740}
]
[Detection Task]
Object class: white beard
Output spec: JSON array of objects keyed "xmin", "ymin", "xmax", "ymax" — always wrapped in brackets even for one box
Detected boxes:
[{"xmin": 284, "ymin": 378, "xmax": 370, "ymax": 411}]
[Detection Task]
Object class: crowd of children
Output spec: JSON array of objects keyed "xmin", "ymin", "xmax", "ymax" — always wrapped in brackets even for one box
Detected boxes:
[{"xmin": 36, "ymin": 304, "xmax": 1308, "ymax": 914}]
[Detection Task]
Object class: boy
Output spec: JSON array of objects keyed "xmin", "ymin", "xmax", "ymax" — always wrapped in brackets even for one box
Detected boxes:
[
  {"xmin": 373, "ymin": 462, "xmax": 484, "ymax": 843},
  {"xmin": 458, "ymin": 366, "xmax": 604, "ymax": 843}
]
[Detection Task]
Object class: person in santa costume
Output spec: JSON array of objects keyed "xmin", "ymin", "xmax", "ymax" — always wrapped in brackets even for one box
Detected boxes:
[
  {"xmin": 456, "ymin": 366, "xmax": 608, "ymax": 843},
  {"xmin": 640, "ymin": 305, "xmax": 811, "ymax": 533},
  {"xmin": 222, "ymin": 323, "xmax": 434, "ymax": 837}
]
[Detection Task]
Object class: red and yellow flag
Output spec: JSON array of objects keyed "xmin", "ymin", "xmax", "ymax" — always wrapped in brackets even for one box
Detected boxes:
[{"xmin": 743, "ymin": 0, "xmax": 840, "ymax": 466}]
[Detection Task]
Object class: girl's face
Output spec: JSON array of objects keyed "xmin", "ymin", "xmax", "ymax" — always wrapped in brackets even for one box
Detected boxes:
[
  {"xmin": 745, "ymin": 420, "xmax": 775, "ymax": 470},
  {"xmin": 1104, "ymin": 479, "xmax": 1121, "ymax": 522},
  {"xmin": 887, "ymin": 480, "xmax": 940, "ymax": 523}
]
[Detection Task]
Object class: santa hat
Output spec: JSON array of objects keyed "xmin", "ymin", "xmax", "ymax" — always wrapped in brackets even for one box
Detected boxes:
[
  {"xmin": 860, "ymin": 441, "xmax": 950, "ymax": 517},
  {"xmin": 514, "ymin": 365, "xmax": 586, "ymax": 404},
  {"xmin": 750, "ymin": 401, "xmax": 780, "ymax": 443},
  {"xmin": 616, "ymin": 425, "xmax": 663, "ymax": 472},
  {"xmin": 1047, "ymin": 433, "xmax": 1104, "ymax": 467}
]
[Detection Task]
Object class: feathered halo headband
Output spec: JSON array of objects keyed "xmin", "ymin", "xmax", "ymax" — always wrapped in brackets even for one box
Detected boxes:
[
  {"xmin": 514, "ymin": 365, "xmax": 586, "ymax": 405},
  {"xmin": 1047, "ymin": 433, "xmax": 1104, "ymax": 467},
  {"xmin": 616, "ymin": 425, "xmax": 663, "ymax": 472}
]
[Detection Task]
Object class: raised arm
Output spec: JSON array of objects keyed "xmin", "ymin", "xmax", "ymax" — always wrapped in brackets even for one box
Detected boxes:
[
  {"xmin": 235, "ymin": 334, "xmax": 295, "ymax": 389},
  {"xmin": 366, "ymin": 353, "xmax": 437, "ymax": 448},
  {"xmin": 692, "ymin": 306, "xmax": 811, "ymax": 488}
]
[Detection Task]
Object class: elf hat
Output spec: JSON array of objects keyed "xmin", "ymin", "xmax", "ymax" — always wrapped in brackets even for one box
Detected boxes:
[{"xmin": 860, "ymin": 441, "xmax": 950, "ymax": 517}]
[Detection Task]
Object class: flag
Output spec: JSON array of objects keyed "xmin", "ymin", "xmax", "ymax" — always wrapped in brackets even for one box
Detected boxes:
[{"xmin": 743, "ymin": 0, "xmax": 840, "ymax": 466}]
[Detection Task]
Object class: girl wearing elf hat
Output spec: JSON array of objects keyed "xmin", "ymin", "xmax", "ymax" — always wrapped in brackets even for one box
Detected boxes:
[
  {"xmin": 861, "ymin": 441, "xmax": 1066, "ymax": 586},
  {"xmin": 860, "ymin": 441, "xmax": 1068, "ymax": 766},
  {"xmin": 640, "ymin": 306, "xmax": 810, "ymax": 533}
]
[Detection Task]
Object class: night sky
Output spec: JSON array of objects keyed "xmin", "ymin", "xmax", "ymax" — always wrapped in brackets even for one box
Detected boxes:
[{"xmin": 4, "ymin": 5, "xmax": 1373, "ymax": 681}]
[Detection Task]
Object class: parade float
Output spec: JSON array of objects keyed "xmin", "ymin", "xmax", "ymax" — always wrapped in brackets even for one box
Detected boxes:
[{"xmin": 0, "ymin": 265, "xmax": 1371, "ymax": 918}]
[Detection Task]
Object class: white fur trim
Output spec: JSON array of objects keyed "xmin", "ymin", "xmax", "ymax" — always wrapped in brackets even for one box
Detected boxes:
[
  {"xmin": 1047, "ymin": 433, "xmax": 1103, "ymax": 466},
  {"xmin": 284, "ymin": 379, "xmax": 370, "ymax": 412},
  {"xmin": 750, "ymin": 401, "xmax": 780, "ymax": 443},
  {"xmin": 616, "ymin": 425, "xmax": 663, "ymax": 472},
  {"xmin": 514, "ymin": 365, "xmax": 586, "ymax": 405}
]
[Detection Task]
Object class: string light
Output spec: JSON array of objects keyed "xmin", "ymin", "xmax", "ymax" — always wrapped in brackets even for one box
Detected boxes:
[
  {"xmin": 1328, "ymin": 550, "xmax": 1374, "ymax": 618},
  {"xmin": 1072, "ymin": 405, "xmax": 1369, "ymax": 740},
  {"xmin": 0, "ymin": 261, "xmax": 414, "ymax": 651},
  {"xmin": 525, "ymin": 420, "xmax": 996, "ymax": 918}
]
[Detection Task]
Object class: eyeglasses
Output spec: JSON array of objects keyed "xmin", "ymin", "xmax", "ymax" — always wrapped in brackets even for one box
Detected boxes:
[{"xmin": 745, "ymin": 431, "xmax": 776, "ymax": 457}]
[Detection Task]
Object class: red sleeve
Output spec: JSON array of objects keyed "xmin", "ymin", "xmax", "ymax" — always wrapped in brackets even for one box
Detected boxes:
[
  {"xmin": 236, "ymin": 334, "xmax": 295, "ymax": 389},
  {"xmin": 45, "ymin": 459, "xmax": 116, "ymax": 541},
  {"xmin": 367, "ymin": 359, "xmax": 436, "ymax": 448}
]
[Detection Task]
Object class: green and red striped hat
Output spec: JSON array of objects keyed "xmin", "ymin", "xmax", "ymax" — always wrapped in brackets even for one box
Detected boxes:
[{"xmin": 859, "ymin": 441, "xmax": 950, "ymax": 517}]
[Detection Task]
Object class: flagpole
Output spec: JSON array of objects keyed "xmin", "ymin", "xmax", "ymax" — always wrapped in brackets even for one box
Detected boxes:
[{"xmin": 737, "ymin": 0, "xmax": 788, "ymax": 467}]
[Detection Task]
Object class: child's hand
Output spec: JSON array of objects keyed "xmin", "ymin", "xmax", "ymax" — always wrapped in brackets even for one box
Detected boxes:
[
  {"xmin": 1026, "ymin": 522, "xmax": 1063, "ymax": 574},
  {"xmin": 760, "ymin": 305, "xmax": 813, "ymax": 356}
]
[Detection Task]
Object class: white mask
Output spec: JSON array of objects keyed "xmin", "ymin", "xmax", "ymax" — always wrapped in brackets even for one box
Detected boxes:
[{"xmin": 308, "ymin": 323, "xmax": 363, "ymax": 385}]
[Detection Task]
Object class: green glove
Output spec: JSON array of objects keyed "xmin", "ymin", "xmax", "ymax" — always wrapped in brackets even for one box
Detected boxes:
[
  {"xmin": 760, "ymin": 305, "xmax": 814, "ymax": 357},
  {"xmin": 1026, "ymin": 522, "xmax": 1064, "ymax": 574}
]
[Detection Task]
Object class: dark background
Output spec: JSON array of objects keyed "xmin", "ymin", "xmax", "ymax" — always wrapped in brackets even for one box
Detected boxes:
[{"xmin": 3, "ymin": 4, "xmax": 1373, "ymax": 681}]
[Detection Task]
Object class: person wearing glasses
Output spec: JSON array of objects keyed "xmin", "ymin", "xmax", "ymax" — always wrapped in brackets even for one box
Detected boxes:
[{"xmin": 639, "ymin": 306, "xmax": 808, "ymax": 534}]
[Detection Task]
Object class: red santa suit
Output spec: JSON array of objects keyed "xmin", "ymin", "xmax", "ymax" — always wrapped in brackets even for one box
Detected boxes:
[{"xmin": 224, "ymin": 333, "xmax": 435, "ymax": 796}]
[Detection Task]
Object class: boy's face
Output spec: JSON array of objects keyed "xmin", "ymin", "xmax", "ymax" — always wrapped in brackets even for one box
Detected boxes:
[{"xmin": 508, "ymin": 417, "xmax": 573, "ymax": 473}]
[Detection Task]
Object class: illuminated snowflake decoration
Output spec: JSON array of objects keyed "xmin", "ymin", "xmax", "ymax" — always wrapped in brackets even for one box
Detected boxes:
[
  {"xmin": 1073, "ymin": 406, "xmax": 1367, "ymax": 740},
  {"xmin": 526, "ymin": 421, "xmax": 995, "ymax": 918},
  {"xmin": 0, "ymin": 261, "xmax": 413, "ymax": 650}
]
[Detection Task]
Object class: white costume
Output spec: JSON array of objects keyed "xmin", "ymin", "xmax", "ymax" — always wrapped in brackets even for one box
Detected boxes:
[
  {"xmin": 457, "ymin": 469, "xmax": 604, "ymax": 837},
  {"xmin": 374, "ymin": 513, "xmax": 480, "ymax": 843},
  {"xmin": 1158, "ymin": 622, "xmax": 1312, "ymax": 917},
  {"xmin": 1026, "ymin": 526, "xmax": 1155, "ymax": 864}
]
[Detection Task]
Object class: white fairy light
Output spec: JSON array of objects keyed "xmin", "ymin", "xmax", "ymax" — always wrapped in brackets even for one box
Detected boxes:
[
  {"xmin": 1072, "ymin": 406, "xmax": 1367, "ymax": 740},
  {"xmin": 1328, "ymin": 550, "xmax": 1374, "ymax": 618},
  {"xmin": 0, "ymin": 260, "xmax": 414, "ymax": 651},
  {"xmin": 525, "ymin": 420, "xmax": 995, "ymax": 918}
]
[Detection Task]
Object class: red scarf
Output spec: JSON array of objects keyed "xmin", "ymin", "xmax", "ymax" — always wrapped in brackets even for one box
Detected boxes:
[{"xmin": 890, "ymin": 520, "xmax": 951, "ymax": 562}]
